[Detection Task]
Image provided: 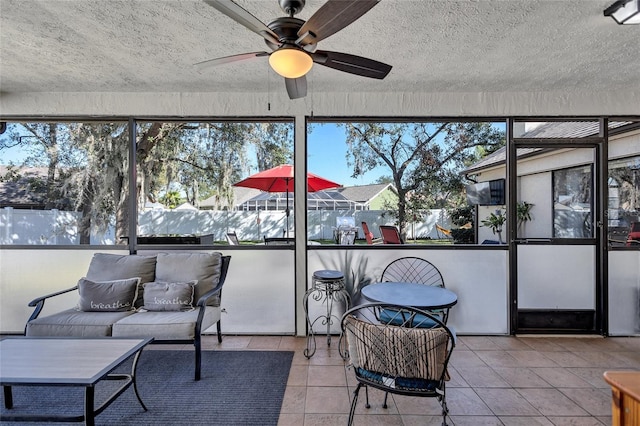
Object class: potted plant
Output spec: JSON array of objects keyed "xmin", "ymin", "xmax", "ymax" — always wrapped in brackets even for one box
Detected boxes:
[
  {"xmin": 481, "ymin": 210, "xmax": 506, "ymax": 243},
  {"xmin": 516, "ymin": 201, "xmax": 534, "ymax": 233}
]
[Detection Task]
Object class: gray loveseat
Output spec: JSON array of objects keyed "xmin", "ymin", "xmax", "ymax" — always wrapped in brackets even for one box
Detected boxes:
[{"xmin": 25, "ymin": 252, "xmax": 231, "ymax": 380}]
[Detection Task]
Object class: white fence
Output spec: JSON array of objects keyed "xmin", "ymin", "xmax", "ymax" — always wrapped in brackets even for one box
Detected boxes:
[{"xmin": 0, "ymin": 207, "xmax": 453, "ymax": 245}]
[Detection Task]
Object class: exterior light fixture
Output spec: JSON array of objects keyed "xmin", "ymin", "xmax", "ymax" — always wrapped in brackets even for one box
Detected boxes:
[
  {"xmin": 268, "ymin": 46, "xmax": 313, "ymax": 79},
  {"xmin": 604, "ymin": 0, "xmax": 640, "ymax": 24}
]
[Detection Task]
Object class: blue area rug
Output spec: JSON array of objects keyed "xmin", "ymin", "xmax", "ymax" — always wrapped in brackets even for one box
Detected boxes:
[{"xmin": 1, "ymin": 350, "xmax": 294, "ymax": 425}]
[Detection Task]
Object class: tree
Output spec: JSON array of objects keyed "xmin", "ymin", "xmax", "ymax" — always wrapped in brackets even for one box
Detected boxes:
[{"xmin": 341, "ymin": 122, "xmax": 504, "ymax": 239}]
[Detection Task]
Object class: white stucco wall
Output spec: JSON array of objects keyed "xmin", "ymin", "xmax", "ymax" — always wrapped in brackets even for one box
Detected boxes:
[{"xmin": 2, "ymin": 91, "xmax": 639, "ymax": 118}]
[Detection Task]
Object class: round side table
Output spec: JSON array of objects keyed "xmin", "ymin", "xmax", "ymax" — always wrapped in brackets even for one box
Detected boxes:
[{"xmin": 303, "ymin": 270, "xmax": 350, "ymax": 358}]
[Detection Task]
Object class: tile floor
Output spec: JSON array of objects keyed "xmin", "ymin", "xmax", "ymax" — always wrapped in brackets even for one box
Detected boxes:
[{"xmin": 194, "ymin": 333, "xmax": 640, "ymax": 425}]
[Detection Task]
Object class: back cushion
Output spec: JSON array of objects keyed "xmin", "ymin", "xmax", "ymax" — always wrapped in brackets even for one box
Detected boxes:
[
  {"xmin": 85, "ymin": 253, "xmax": 157, "ymax": 307},
  {"xmin": 155, "ymin": 252, "xmax": 222, "ymax": 306}
]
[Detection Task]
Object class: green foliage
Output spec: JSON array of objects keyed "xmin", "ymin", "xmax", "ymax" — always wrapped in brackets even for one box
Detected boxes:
[
  {"xmin": 481, "ymin": 210, "xmax": 506, "ymax": 244},
  {"xmin": 448, "ymin": 205, "xmax": 475, "ymax": 227},
  {"xmin": 160, "ymin": 191, "xmax": 182, "ymax": 209},
  {"xmin": 516, "ymin": 201, "xmax": 534, "ymax": 226}
]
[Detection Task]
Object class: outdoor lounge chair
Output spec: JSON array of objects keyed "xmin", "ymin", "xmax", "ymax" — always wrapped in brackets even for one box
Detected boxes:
[
  {"xmin": 361, "ymin": 221, "xmax": 382, "ymax": 245},
  {"xmin": 226, "ymin": 231, "xmax": 240, "ymax": 245},
  {"xmin": 379, "ymin": 225, "xmax": 403, "ymax": 244},
  {"xmin": 342, "ymin": 303, "xmax": 456, "ymax": 425}
]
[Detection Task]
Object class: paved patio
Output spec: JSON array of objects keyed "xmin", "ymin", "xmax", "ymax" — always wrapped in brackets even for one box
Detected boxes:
[{"xmin": 188, "ymin": 334, "xmax": 639, "ymax": 425}]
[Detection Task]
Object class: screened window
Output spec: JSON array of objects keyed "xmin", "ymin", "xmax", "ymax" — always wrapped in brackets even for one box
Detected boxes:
[{"xmin": 0, "ymin": 121, "xmax": 129, "ymax": 245}]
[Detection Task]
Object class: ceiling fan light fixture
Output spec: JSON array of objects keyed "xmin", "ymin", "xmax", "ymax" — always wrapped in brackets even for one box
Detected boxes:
[
  {"xmin": 269, "ymin": 46, "xmax": 313, "ymax": 78},
  {"xmin": 604, "ymin": 0, "xmax": 640, "ymax": 24}
]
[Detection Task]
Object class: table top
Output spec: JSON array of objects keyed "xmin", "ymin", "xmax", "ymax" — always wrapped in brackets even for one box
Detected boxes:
[
  {"xmin": 361, "ymin": 282, "xmax": 458, "ymax": 310},
  {"xmin": 604, "ymin": 371, "xmax": 640, "ymax": 402},
  {"xmin": 0, "ymin": 337, "xmax": 152, "ymax": 385}
]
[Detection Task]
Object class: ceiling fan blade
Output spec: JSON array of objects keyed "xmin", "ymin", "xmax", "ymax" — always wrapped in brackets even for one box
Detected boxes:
[
  {"xmin": 297, "ymin": 0, "xmax": 380, "ymax": 45},
  {"xmin": 194, "ymin": 52, "xmax": 269, "ymax": 71},
  {"xmin": 204, "ymin": 0, "xmax": 281, "ymax": 45},
  {"xmin": 285, "ymin": 76, "xmax": 307, "ymax": 99},
  {"xmin": 311, "ymin": 50, "xmax": 391, "ymax": 79}
]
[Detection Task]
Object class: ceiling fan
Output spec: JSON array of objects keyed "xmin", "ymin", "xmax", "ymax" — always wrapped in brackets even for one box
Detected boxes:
[{"xmin": 196, "ymin": 0, "xmax": 392, "ymax": 99}]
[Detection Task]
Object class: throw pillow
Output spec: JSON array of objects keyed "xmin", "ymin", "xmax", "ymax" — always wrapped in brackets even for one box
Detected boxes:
[
  {"xmin": 155, "ymin": 252, "xmax": 222, "ymax": 306},
  {"xmin": 141, "ymin": 281, "xmax": 197, "ymax": 311},
  {"xmin": 85, "ymin": 253, "xmax": 157, "ymax": 308},
  {"xmin": 76, "ymin": 277, "xmax": 140, "ymax": 312}
]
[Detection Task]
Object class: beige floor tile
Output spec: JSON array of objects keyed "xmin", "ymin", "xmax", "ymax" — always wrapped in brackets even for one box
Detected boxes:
[
  {"xmin": 307, "ymin": 365, "xmax": 348, "ymax": 387},
  {"xmin": 350, "ymin": 413, "xmax": 404, "ymax": 425},
  {"xmin": 455, "ymin": 366, "xmax": 511, "ymax": 387},
  {"xmin": 492, "ymin": 367, "xmax": 553, "ymax": 388},
  {"xmin": 517, "ymin": 337, "xmax": 566, "ymax": 352},
  {"xmin": 247, "ymin": 335, "xmax": 282, "ymax": 349},
  {"xmin": 277, "ymin": 413, "xmax": 305, "ymax": 426},
  {"xmin": 475, "ymin": 350, "xmax": 521, "ymax": 367},
  {"xmin": 550, "ymin": 338, "xmax": 604, "ymax": 353},
  {"xmin": 488, "ymin": 336, "xmax": 534, "ymax": 351},
  {"xmin": 287, "ymin": 364, "xmax": 309, "ymax": 386},
  {"xmin": 351, "ymin": 386, "xmax": 400, "ymax": 415},
  {"xmin": 530, "ymin": 368, "xmax": 593, "ymax": 388},
  {"xmin": 303, "ymin": 413, "xmax": 350, "ymax": 425},
  {"xmin": 305, "ymin": 386, "xmax": 351, "ymax": 414},
  {"xmin": 278, "ymin": 335, "xmax": 308, "ymax": 351},
  {"xmin": 391, "ymin": 393, "xmax": 445, "ymax": 415},
  {"xmin": 612, "ymin": 351, "xmax": 640, "ymax": 368},
  {"xmin": 507, "ymin": 350, "xmax": 558, "ymax": 367},
  {"xmin": 445, "ymin": 387, "xmax": 493, "ymax": 415},
  {"xmin": 448, "ymin": 415, "xmax": 505, "ymax": 425},
  {"xmin": 499, "ymin": 416, "xmax": 554, "ymax": 425},
  {"xmin": 203, "ymin": 333, "xmax": 640, "ymax": 425},
  {"xmin": 516, "ymin": 388, "xmax": 588, "ymax": 416},
  {"xmin": 447, "ymin": 366, "xmax": 470, "ymax": 387},
  {"xmin": 575, "ymin": 350, "xmax": 633, "ymax": 368},
  {"xmin": 539, "ymin": 351, "xmax": 593, "ymax": 368},
  {"xmin": 546, "ymin": 416, "xmax": 606, "ymax": 425},
  {"xmin": 611, "ymin": 337, "xmax": 640, "ymax": 351},
  {"xmin": 565, "ymin": 368, "xmax": 610, "ymax": 388},
  {"xmin": 280, "ymin": 386, "xmax": 307, "ymax": 414},
  {"xmin": 449, "ymin": 350, "xmax": 488, "ymax": 368},
  {"xmin": 558, "ymin": 387, "xmax": 611, "ymax": 417},
  {"xmin": 458, "ymin": 335, "xmax": 502, "ymax": 350},
  {"xmin": 401, "ymin": 414, "xmax": 451, "ymax": 425},
  {"xmin": 477, "ymin": 388, "xmax": 541, "ymax": 416}
]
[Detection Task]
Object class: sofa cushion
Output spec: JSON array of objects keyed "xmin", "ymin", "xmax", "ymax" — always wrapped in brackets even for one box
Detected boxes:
[
  {"xmin": 141, "ymin": 281, "xmax": 196, "ymax": 312},
  {"xmin": 112, "ymin": 307, "xmax": 220, "ymax": 340},
  {"xmin": 85, "ymin": 253, "xmax": 157, "ymax": 307},
  {"xmin": 77, "ymin": 277, "xmax": 140, "ymax": 312},
  {"xmin": 26, "ymin": 309, "xmax": 135, "ymax": 337},
  {"xmin": 155, "ymin": 252, "xmax": 222, "ymax": 306}
]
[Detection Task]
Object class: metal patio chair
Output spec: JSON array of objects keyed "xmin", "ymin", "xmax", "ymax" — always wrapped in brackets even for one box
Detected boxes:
[
  {"xmin": 380, "ymin": 257, "xmax": 450, "ymax": 324},
  {"xmin": 342, "ymin": 303, "xmax": 456, "ymax": 426}
]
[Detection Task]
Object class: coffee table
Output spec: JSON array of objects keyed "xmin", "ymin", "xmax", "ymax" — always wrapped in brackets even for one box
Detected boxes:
[{"xmin": 1, "ymin": 337, "xmax": 152, "ymax": 425}]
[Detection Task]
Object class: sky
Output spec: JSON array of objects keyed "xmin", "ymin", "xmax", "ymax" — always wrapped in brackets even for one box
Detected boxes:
[{"xmin": 307, "ymin": 123, "xmax": 385, "ymax": 187}]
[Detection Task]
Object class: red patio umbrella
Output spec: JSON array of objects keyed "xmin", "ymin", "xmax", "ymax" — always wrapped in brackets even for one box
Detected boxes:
[{"xmin": 233, "ymin": 164, "xmax": 341, "ymax": 237}]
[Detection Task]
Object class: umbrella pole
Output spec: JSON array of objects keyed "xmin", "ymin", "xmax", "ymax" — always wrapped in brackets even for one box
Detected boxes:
[{"xmin": 285, "ymin": 187, "xmax": 289, "ymax": 238}]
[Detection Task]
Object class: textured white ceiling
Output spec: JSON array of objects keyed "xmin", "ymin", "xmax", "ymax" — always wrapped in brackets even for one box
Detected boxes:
[{"xmin": 0, "ymin": 0, "xmax": 639, "ymax": 114}]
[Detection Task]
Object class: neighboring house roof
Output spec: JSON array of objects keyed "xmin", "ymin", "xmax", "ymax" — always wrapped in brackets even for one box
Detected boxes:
[
  {"xmin": 337, "ymin": 183, "xmax": 396, "ymax": 205},
  {"xmin": 239, "ymin": 190, "xmax": 360, "ymax": 210},
  {"xmin": 0, "ymin": 166, "xmax": 48, "ymax": 209},
  {"xmin": 462, "ymin": 121, "xmax": 637, "ymax": 175}
]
